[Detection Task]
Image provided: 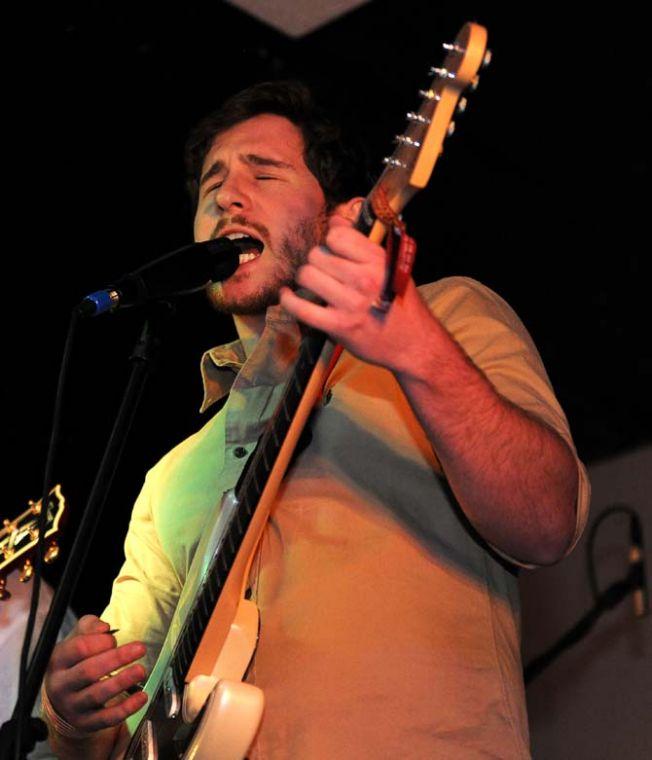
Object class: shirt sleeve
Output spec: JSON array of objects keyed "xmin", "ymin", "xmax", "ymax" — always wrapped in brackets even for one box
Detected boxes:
[
  {"xmin": 419, "ymin": 277, "xmax": 591, "ymax": 565},
  {"xmin": 101, "ymin": 467, "xmax": 183, "ymax": 675}
]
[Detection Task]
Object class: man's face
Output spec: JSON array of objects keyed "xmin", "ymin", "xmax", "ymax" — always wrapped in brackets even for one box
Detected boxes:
[{"xmin": 194, "ymin": 113, "xmax": 328, "ymax": 314}]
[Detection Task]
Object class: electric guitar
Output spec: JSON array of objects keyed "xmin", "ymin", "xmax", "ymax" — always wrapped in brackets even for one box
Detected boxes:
[{"xmin": 122, "ymin": 21, "xmax": 490, "ymax": 760}]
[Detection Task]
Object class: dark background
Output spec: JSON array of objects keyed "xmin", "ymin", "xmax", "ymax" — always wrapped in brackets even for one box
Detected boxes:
[{"xmin": 5, "ymin": 2, "xmax": 649, "ymax": 616}]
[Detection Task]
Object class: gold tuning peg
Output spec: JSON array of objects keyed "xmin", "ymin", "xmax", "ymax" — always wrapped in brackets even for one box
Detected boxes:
[
  {"xmin": 0, "ymin": 576, "xmax": 10, "ymax": 600},
  {"xmin": 45, "ymin": 542, "xmax": 60, "ymax": 564},
  {"xmin": 20, "ymin": 559, "xmax": 34, "ymax": 583}
]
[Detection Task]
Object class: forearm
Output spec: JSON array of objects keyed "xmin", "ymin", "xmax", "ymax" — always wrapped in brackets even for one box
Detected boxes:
[{"xmin": 394, "ymin": 297, "xmax": 578, "ymax": 565}]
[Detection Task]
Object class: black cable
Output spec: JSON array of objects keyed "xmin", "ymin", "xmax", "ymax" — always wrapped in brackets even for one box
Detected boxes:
[
  {"xmin": 587, "ymin": 504, "xmax": 637, "ymax": 601},
  {"xmin": 525, "ymin": 503, "xmax": 646, "ymax": 685},
  {"xmin": 14, "ymin": 305, "xmax": 81, "ymax": 760}
]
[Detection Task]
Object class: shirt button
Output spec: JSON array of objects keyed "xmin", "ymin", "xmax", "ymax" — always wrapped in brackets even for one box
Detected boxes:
[{"xmin": 233, "ymin": 446, "xmax": 248, "ymax": 458}]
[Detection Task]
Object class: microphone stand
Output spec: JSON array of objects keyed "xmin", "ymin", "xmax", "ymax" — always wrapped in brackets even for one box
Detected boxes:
[{"xmin": 1, "ymin": 300, "xmax": 174, "ymax": 759}]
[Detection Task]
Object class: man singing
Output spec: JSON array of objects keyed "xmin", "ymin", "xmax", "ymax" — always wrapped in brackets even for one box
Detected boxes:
[{"xmin": 43, "ymin": 81, "xmax": 589, "ymax": 759}]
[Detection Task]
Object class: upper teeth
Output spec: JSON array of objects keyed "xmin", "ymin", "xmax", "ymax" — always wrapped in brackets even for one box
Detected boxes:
[{"xmin": 226, "ymin": 232, "xmax": 248, "ymax": 240}]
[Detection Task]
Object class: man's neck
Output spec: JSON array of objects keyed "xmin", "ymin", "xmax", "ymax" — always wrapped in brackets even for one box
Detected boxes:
[{"xmin": 233, "ymin": 313, "xmax": 266, "ymax": 359}]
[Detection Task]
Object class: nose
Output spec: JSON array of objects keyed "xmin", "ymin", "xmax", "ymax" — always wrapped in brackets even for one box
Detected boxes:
[{"xmin": 215, "ymin": 172, "xmax": 250, "ymax": 213}]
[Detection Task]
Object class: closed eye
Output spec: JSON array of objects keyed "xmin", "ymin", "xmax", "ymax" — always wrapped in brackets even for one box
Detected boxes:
[{"xmin": 203, "ymin": 180, "xmax": 223, "ymax": 196}]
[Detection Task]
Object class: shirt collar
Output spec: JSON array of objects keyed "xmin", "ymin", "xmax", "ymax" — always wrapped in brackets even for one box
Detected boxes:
[{"xmin": 199, "ymin": 303, "xmax": 301, "ymax": 413}]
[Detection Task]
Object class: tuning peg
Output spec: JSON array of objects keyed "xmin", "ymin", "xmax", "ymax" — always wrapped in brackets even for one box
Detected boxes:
[
  {"xmin": 482, "ymin": 50, "xmax": 493, "ymax": 68},
  {"xmin": 383, "ymin": 157, "xmax": 407, "ymax": 169},
  {"xmin": 456, "ymin": 97, "xmax": 468, "ymax": 114},
  {"xmin": 447, "ymin": 122, "xmax": 456, "ymax": 137},
  {"xmin": 470, "ymin": 76, "xmax": 480, "ymax": 92},
  {"xmin": 418, "ymin": 89, "xmax": 440, "ymax": 102},
  {"xmin": 0, "ymin": 576, "xmax": 10, "ymax": 600},
  {"xmin": 45, "ymin": 542, "xmax": 60, "ymax": 563},
  {"xmin": 19, "ymin": 559, "xmax": 34, "ymax": 583},
  {"xmin": 406, "ymin": 111, "xmax": 431, "ymax": 125},
  {"xmin": 394, "ymin": 135, "xmax": 421, "ymax": 148},
  {"xmin": 429, "ymin": 67, "xmax": 456, "ymax": 80},
  {"xmin": 442, "ymin": 42, "xmax": 465, "ymax": 54}
]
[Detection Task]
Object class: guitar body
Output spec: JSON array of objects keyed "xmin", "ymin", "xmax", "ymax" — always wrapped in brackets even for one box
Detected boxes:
[
  {"xmin": 118, "ymin": 594, "xmax": 262, "ymax": 760},
  {"xmin": 182, "ymin": 678, "xmax": 263, "ymax": 760},
  {"xmin": 123, "ymin": 21, "xmax": 489, "ymax": 759},
  {"xmin": 113, "ymin": 590, "xmax": 262, "ymax": 760}
]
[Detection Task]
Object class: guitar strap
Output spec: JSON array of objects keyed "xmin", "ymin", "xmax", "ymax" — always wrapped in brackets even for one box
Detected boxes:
[{"xmin": 371, "ymin": 186, "xmax": 417, "ymax": 301}]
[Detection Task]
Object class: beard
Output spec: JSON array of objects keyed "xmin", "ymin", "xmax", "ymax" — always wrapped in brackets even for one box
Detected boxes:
[{"xmin": 206, "ymin": 212, "xmax": 327, "ymax": 315}]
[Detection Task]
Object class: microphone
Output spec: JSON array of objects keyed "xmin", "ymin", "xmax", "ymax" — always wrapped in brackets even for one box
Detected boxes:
[{"xmin": 78, "ymin": 239, "xmax": 246, "ymax": 316}]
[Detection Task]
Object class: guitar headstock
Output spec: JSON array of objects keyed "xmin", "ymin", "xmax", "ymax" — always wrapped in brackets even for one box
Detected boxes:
[
  {"xmin": 0, "ymin": 484, "xmax": 66, "ymax": 599},
  {"xmin": 367, "ymin": 22, "xmax": 489, "ymax": 240}
]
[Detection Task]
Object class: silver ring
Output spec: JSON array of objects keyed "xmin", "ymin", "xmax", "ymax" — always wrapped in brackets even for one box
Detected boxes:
[{"xmin": 370, "ymin": 296, "xmax": 392, "ymax": 314}]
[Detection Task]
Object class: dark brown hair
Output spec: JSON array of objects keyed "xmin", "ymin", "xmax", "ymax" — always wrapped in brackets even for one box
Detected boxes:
[{"xmin": 184, "ymin": 80, "xmax": 369, "ymax": 209}]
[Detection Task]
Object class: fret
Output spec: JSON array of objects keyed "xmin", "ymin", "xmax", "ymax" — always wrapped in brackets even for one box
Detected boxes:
[
  {"xmin": 194, "ymin": 600, "xmax": 209, "ymax": 631},
  {"xmin": 180, "ymin": 634, "xmax": 193, "ymax": 672},
  {"xmin": 173, "ymin": 660, "xmax": 184, "ymax": 690},
  {"xmin": 200, "ymin": 591, "xmax": 211, "ymax": 619},
  {"xmin": 261, "ymin": 441, "xmax": 271, "ymax": 473},
  {"xmin": 188, "ymin": 617, "xmax": 200, "ymax": 651},
  {"xmin": 252, "ymin": 467, "xmax": 261, "ymax": 500},
  {"xmin": 234, "ymin": 507, "xmax": 243, "ymax": 535}
]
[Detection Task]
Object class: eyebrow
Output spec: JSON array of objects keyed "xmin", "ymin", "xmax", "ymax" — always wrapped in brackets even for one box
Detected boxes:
[{"xmin": 199, "ymin": 153, "xmax": 295, "ymax": 186}]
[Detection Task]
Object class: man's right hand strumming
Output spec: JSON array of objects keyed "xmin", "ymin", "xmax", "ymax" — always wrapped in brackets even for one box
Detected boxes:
[{"xmin": 44, "ymin": 614, "xmax": 148, "ymax": 757}]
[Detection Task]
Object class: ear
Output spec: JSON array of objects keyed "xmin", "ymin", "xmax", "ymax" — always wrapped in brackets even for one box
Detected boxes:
[{"xmin": 331, "ymin": 196, "xmax": 364, "ymax": 223}]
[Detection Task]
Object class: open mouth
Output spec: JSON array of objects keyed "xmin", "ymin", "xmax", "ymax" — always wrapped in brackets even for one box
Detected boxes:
[{"xmin": 221, "ymin": 232, "xmax": 265, "ymax": 264}]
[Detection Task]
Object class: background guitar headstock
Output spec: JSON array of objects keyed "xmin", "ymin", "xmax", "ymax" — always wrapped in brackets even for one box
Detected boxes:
[{"xmin": 0, "ymin": 485, "xmax": 66, "ymax": 600}]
